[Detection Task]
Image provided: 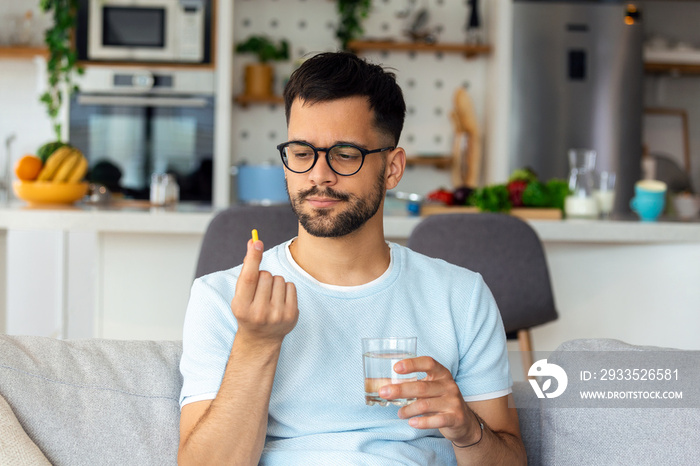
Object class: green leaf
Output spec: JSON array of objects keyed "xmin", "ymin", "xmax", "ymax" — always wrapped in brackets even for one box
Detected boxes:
[
  {"xmin": 336, "ymin": 0, "xmax": 372, "ymax": 50},
  {"xmin": 235, "ymin": 35, "xmax": 289, "ymax": 63},
  {"xmin": 39, "ymin": 0, "xmax": 81, "ymax": 137},
  {"xmin": 522, "ymin": 181, "xmax": 550, "ymax": 207},
  {"xmin": 469, "ymin": 185, "xmax": 511, "ymax": 213},
  {"xmin": 545, "ymin": 179, "xmax": 571, "ymax": 211}
]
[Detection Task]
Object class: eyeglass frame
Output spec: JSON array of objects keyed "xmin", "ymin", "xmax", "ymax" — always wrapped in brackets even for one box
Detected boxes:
[{"xmin": 276, "ymin": 140, "xmax": 396, "ymax": 176}]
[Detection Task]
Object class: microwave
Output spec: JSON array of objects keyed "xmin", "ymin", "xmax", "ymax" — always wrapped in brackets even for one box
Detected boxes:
[{"xmin": 77, "ymin": 0, "xmax": 211, "ymax": 63}]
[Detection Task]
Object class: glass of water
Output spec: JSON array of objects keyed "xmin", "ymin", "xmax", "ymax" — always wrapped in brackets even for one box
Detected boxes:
[
  {"xmin": 593, "ymin": 171, "xmax": 616, "ymax": 219},
  {"xmin": 362, "ymin": 337, "xmax": 417, "ymax": 406}
]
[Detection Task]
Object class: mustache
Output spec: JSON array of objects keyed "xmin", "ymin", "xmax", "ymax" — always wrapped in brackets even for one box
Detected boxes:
[{"xmin": 297, "ymin": 186, "xmax": 351, "ymax": 202}]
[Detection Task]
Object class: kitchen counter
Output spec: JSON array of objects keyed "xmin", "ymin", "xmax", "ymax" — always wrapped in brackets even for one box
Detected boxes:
[
  {"xmin": 0, "ymin": 201, "xmax": 215, "ymax": 234},
  {"xmin": 1, "ymin": 202, "xmax": 699, "ymax": 358},
  {"xmin": 1, "ymin": 201, "xmax": 699, "ymax": 242}
]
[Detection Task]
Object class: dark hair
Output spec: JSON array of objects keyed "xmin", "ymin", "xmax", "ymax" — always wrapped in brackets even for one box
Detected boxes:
[{"xmin": 283, "ymin": 52, "xmax": 406, "ymax": 145}]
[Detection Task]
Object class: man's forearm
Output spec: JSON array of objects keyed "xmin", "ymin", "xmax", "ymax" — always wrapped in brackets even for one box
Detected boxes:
[
  {"xmin": 454, "ymin": 425, "xmax": 527, "ymax": 466},
  {"xmin": 179, "ymin": 335, "xmax": 282, "ymax": 465}
]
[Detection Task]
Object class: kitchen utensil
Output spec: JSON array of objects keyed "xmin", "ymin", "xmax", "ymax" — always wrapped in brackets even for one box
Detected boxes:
[
  {"xmin": 451, "ymin": 87, "xmax": 481, "ymax": 189},
  {"xmin": 88, "ymin": 183, "xmax": 112, "ymax": 204},
  {"xmin": 2, "ymin": 133, "xmax": 17, "ymax": 202}
]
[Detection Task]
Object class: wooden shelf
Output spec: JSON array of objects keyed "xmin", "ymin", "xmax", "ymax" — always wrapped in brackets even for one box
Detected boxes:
[
  {"xmin": 234, "ymin": 94, "xmax": 284, "ymax": 107},
  {"xmin": 77, "ymin": 60, "xmax": 215, "ymax": 70},
  {"xmin": 645, "ymin": 62, "xmax": 700, "ymax": 75},
  {"xmin": 405, "ymin": 156, "xmax": 452, "ymax": 170},
  {"xmin": 347, "ymin": 40, "xmax": 491, "ymax": 58},
  {"xmin": 0, "ymin": 46, "xmax": 48, "ymax": 59}
]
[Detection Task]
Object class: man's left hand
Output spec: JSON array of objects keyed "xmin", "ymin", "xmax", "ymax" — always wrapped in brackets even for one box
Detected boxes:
[{"xmin": 378, "ymin": 356, "xmax": 481, "ymax": 446}]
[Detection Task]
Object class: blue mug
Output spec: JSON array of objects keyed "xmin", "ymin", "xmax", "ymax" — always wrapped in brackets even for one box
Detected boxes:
[{"xmin": 630, "ymin": 180, "xmax": 667, "ymax": 222}]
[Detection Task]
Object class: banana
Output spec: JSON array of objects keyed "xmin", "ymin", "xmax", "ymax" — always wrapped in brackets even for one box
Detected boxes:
[
  {"xmin": 52, "ymin": 152, "xmax": 82, "ymax": 183},
  {"xmin": 37, "ymin": 147, "xmax": 75, "ymax": 181},
  {"xmin": 66, "ymin": 156, "xmax": 88, "ymax": 183}
]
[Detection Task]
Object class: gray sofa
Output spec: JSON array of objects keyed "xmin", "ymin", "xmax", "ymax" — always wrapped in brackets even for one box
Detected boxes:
[{"xmin": 0, "ymin": 335, "xmax": 697, "ymax": 465}]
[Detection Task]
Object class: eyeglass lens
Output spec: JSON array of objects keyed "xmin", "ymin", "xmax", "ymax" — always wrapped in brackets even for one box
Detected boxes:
[{"xmin": 281, "ymin": 142, "xmax": 364, "ymax": 175}]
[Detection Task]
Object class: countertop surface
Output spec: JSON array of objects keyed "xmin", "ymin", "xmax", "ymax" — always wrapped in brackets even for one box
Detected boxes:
[{"xmin": 1, "ymin": 201, "xmax": 699, "ymax": 242}]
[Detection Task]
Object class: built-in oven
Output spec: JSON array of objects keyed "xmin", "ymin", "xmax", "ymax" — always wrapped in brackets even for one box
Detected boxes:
[
  {"xmin": 76, "ymin": 0, "xmax": 212, "ymax": 64},
  {"xmin": 69, "ymin": 67, "xmax": 215, "ymax": 202}
]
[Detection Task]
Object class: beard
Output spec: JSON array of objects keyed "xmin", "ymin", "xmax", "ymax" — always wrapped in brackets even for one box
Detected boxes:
[{"xmin": 286, "ymin": 169, "xmax": 386, "ymax": 238}]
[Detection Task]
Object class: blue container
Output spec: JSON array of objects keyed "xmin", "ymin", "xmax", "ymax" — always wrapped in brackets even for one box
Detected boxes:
[{"xmin": 236, "ymin": 165, "xmax": 288, "ymax": 205}]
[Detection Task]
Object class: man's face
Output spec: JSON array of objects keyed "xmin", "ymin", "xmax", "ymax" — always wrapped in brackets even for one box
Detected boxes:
[{"xmin": 285, "ymin": 96, "xmax": 391, "ymax": 238}]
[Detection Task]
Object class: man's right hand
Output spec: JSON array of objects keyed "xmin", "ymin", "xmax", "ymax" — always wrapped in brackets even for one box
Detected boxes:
[
  {"xmin": 231, "ymin": 239, "xmax": 298, "ymax": 344},
  {"xmin": 180, "ymin": 239, "xmax": 298, "ymax": 465}
]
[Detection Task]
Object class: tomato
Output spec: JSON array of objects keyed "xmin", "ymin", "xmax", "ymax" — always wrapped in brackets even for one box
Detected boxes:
[{"xmin": 427, "ymin": 188, "xmax": 454, "ymax": 206}]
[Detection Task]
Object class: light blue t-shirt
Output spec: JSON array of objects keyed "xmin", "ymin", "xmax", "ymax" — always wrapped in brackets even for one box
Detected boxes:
[{"xmin": 180, "ymin": 241, "xmax": 512, "ymax": 465}]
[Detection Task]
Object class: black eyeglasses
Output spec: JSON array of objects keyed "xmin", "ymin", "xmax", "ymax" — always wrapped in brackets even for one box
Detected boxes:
[{"xmin": 277, "ymin": 141, "xmax": 395, "ymax": 176}]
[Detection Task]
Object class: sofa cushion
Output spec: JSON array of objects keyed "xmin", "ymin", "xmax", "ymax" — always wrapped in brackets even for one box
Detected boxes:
[
  {"xmin": 0, "ymin": 335, "xmax": 182, "ymax": 466},
  {"xmin": 511, "ymin": 381, "xmax": 542, "ymax": 466},
  {"xmin": 0, "ymin": 393, "xmax": 51, "ymax": 466},
  {"xmin": 539, "ymin": 338, "xmax": 700, "ymax": 465}
]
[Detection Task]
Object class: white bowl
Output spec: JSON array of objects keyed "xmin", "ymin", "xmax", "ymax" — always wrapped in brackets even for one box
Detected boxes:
[{"xmin": 673, "ymin": 193, "xmax": 700, "ymax": 220}]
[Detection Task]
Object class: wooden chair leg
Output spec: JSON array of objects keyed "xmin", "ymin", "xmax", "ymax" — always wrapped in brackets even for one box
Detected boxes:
[{"xmin": 518, "ymin": 329, "xmax": 534, "ymax": 379}]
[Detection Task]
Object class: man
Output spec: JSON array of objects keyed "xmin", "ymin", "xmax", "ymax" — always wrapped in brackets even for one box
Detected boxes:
[{"xmin": 178, "ymin": 52, "xmax": 526, "ymax": 465}]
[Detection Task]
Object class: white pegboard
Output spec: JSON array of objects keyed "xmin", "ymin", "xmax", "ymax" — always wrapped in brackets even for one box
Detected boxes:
[{"xmin": 231, "ymin": 0, "xmax": 489, "ymax": 194}]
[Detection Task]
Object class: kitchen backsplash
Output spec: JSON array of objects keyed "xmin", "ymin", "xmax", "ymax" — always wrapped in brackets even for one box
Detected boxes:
[{"xmin": 231, "ymin": 0, "xmax": 490, "ymax": 195}]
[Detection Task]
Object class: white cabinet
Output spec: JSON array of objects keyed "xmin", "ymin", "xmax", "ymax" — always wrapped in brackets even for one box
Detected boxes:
[
  {"xmin": 98, "ymin": 232, "xmax": 202, "ymax": 340},
  {"xmin": 6, "ymin": 230, "xmax": 66, "ymax": 338},
  {"xmin": 5, "ymin": 228, "xmax": 204, "ymax": 340},
  {"xmin": 1, "ymin": 205, "xmax": 213, "ymax": 340}
]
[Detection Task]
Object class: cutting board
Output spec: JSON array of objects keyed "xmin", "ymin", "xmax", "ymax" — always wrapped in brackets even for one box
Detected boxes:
[
  {"xmin": 420, "ymin": 204, "xmax": 563, "ymax": 220},
  {"xmin": 451, "ymin": 87, "xmax": 481, "ymax": 188}
]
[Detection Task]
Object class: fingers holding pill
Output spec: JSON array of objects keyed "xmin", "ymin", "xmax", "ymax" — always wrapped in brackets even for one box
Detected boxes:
[{"xmin": 232, "ymin": 228, "xmax": 299, "ymax": 342}]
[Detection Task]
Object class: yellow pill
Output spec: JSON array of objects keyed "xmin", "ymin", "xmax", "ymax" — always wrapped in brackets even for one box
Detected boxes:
[{"xmin": 251, "ymin": 229, "xmax": 259, "ymax": 242}]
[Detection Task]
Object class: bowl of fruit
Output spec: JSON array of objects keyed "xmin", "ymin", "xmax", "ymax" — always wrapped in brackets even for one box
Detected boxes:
[{"xmin": 13, "ymin": 142, "xmax": 89, "ymax": 205}]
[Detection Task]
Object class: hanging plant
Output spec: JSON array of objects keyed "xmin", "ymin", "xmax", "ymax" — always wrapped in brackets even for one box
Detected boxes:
[
  {"xmin": 39, "ymin": 0, "xmax": 84, "ymax": 141},
  {"xmin": 235, "ymin": 35, "xmax": 290, "ymax": 63},
  {"xmin": 336, "ymin": 0, "xmax": 372, "ymax": 50}
]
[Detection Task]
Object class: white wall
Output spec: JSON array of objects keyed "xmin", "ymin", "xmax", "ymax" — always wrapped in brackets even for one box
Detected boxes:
[
  {"xmin": 0, "ymin": 2, "xmax": 54, "ymax": 193},
  {"xmin": 0, "ymin": 58, "xmax": 55, "ymax": 190}
]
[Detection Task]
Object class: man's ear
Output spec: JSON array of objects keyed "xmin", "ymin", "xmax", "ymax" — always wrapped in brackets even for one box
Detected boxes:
[{"xmin": 385, "ymin": 147, "xmax": 406, "ymax": 190}]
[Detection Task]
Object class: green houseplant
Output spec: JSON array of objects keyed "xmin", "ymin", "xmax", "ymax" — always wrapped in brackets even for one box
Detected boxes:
[
  {"xmin": 39, "ymin": 0, "xmax": 84, "ymax": 141},
  {"xmin": 235, "ymin": 35, "xmax": 289, "ymax": 98},
  {"xmin": 336, "ymin": 0, "xmax": 372, "ymax": 50}
]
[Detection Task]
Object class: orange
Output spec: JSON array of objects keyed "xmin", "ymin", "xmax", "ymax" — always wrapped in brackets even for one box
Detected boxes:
[{"xmin": 14, "ymin": 155, "xmax": 43, "ymax": 181}]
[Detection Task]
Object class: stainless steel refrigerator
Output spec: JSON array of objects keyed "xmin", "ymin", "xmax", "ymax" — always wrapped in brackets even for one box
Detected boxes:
[{"xmin": 509, "ymin": 0, "xmax": 643, "ymax": 213}]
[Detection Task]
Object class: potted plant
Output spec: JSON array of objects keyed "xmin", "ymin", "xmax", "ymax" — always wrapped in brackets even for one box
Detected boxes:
[
  {"xmin": 336, "ymin": 0, "xmax": 372, "ymax": 50},
  {"xmin": 235, "ymin": 35, "xmax": 289, "ymax": 98},
  {"xmin": 39, "ymin": 0, "xmax": 84, "ymax": 141}
]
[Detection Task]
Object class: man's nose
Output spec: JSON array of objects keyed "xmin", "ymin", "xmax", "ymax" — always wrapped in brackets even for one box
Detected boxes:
[{"xmin": 308, "ymin": 150, "xmax": 337, "ymax": 186}]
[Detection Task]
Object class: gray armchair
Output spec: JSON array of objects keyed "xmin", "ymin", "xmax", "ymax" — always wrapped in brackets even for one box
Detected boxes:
[
  {"xmin": 407, "ymin": 213, "xmax": 558, "ymax": 375},
  {"xmin": 195, "ymin": 204, "xmax": 299, "ymax": 278}
]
